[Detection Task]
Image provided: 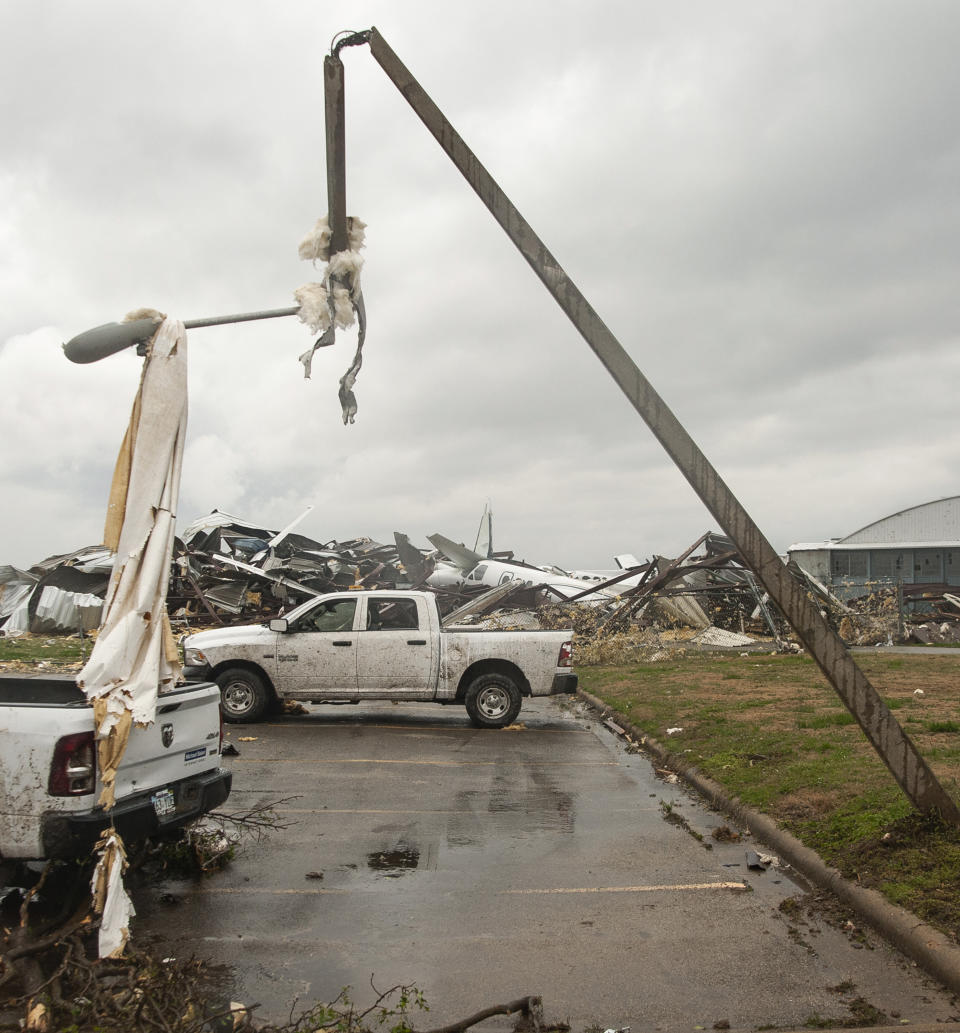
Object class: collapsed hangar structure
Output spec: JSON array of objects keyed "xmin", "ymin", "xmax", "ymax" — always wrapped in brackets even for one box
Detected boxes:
[{"xmin": 788, "ymin": 496, "xmax": 960, "ymax": 602}]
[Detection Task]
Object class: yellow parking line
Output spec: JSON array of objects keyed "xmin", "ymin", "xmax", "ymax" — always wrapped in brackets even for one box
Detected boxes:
[
  {"xmin": 502, "ymin": 882, "xmax": 748, "ymax": 895},
  {"xmin": 261, "ymin": 723, "xmax": 591, "ymax": 734},
  {"xmin": 190, "ymin": 881, "xmax": 746, "ymax": 897},
  {"xmin": 231, "ymin": 758, "xmax": 617, "ymax": 766},
  {"xmin": 199, "ymin": 887, "xmax": 352, "ymax": 895},
  {"xmin": 273, "ymin": 807, "xmax": 661, "ymax": 815},
  {"xmin": 277, "ymin": 808, "xmax": 471, "ymax": 815}
]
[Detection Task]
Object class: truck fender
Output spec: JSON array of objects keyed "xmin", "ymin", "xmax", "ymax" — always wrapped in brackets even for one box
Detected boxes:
[
  {"xmin": 456, "ymin": 659, "xmax": 530, "ymax": 701},
  {"xmin": 209, "ymin": 659, "xmax": 276, "ymax": 695}
]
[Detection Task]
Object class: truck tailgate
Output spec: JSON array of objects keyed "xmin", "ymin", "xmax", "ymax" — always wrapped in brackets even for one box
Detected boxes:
[
  {"xmin": 111, "ymin": 682, "xmax": 223, "ymax": 800},
  {"xmin": 0, "ymin": 701, "xmax": 94, "ymax": 857}
]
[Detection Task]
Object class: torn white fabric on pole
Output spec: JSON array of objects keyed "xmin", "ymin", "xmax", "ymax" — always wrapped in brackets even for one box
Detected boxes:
[
  {"xmin": 76, "ymin": 316, "xmax": 187, "ymax": 958},
  {"xmin": 77, "ymin": 316, "xmax": 187, "ymax": 739},
  {"xmin": 90, "ymin": 830, "xmax": 135, "ymax": 959}
]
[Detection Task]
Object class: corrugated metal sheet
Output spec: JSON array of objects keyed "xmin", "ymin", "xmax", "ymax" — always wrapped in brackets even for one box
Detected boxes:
[
  {"xmin": 32, "ymin": 585, "xmax": 103, "ymax": 634},
  {"xmin": 3, "ymin": 603, "xmax": 30, "ymax": 635},
  {"xmin": 842, "ymin": 496, "xmax": 960, "ymax": 544},
  {"xmin": 0, "ymin": 566, "xmax": 37, "ymax": 620}
]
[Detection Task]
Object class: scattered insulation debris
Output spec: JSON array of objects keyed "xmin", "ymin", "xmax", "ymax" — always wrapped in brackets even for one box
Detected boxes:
[{"xmin": 692, "ymin": 626, "xmax": 756, "ymax": 648}]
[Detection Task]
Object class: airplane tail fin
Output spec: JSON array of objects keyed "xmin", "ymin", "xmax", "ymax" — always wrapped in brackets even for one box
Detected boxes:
[
  {"xmin": 473, "ymin": 502, "xmax": 494, "ymax": 558},
  {"xmin": 393, "ymin": 531, "xmax": 434, "ymax": 586}
]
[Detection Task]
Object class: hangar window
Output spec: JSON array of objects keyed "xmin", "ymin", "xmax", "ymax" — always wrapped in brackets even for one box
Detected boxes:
[
  {"xmin": 914, "ymin": 550, "xmax": 943, "ymax": 581},
  {"xmin": 831, "ymin": 551, "xmax": 867, "ymax": 577},
  {"xmin": 870, "ymin": 551, "xmax": 902, "ymax": 578}
]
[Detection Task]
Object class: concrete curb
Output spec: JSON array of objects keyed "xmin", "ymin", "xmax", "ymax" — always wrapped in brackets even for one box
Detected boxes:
[{"xmin": 576, "ymin": 687, "xmax": 960, "ymax": 998}]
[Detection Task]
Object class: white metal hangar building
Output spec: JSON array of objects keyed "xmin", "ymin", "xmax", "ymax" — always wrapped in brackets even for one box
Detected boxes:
[{"xmin": 787, "ymin": 496, "xmax": 960, "ymax": 600}]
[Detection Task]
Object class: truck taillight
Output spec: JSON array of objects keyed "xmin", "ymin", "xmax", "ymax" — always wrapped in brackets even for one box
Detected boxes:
[
  {"xmin": 48, "ymin": 732, "xmax": 97, "ymax": 796},
  {"xmin": 558, "ymin": 640, "xmax": 573, "ymax": 668},
  {"xmin": 219, "ymin": 708, "xmax": 225, "ymax": 754}
]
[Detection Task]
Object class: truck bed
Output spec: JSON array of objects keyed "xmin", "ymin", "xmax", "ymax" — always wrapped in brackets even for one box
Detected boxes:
[{"xmin": 0, "ymin": 675, "xmax": 87, "ymax": 706}]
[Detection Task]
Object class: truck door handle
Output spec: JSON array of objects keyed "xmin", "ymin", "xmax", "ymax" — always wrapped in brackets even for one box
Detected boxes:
[
  {"xmin": 333, "ymin": 640, "xmax": 353, "ymax": 647},
  {"xmin": 407, "ymin": 639, "xmax": 427, "ymax": 646}
]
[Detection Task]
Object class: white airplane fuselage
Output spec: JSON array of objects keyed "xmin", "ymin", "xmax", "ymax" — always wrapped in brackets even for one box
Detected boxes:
[{"xmin": 428, "ymin": 558, "xmax": 615, "ymax": 602}]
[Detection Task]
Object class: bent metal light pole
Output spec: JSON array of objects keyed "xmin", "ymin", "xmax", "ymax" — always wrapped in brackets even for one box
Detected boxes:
[
  {"xmin": 63, "ymin": 306, "xmax": 301, "ymax": 364},
  {"xmin": 61, "ymin": 28, "xmax": 958, "ymax": 822},
  {"xmin": 352, "ymin": 28, "xmax": 956, "ymax": 822}
]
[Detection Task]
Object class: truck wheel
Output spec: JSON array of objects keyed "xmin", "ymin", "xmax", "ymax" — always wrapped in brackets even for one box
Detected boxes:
[
  {"xmin": 464, "ymin": 674, "xmax": 522, "ymax": 729},
  {"xmin": 216, "ymin": 667, "xmax": 269, "ymax": 723}
]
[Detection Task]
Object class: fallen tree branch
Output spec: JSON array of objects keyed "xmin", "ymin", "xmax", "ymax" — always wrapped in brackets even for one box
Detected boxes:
[
  {"xmin": 18, "ymin": 862, "xmax": 51, "ymax": 928},
  {"xmin": 420, "ymin": 994, "xmax": 543, "ymax": 1033},
  {"xmin": 3, "ymin": 908, "xmax": 92, "ymax": 964},
  {"xmin": 205, "ymin": 794, "xmax": 302, "ymax": 837}
]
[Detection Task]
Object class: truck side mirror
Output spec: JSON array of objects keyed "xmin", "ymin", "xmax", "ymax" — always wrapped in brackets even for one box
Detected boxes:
[{"xmin": 269, "ymin": 618, "xmax": 289, "ymax": 633}]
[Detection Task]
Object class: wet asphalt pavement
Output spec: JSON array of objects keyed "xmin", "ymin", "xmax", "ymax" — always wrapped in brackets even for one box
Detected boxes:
[{"xmin": 133, "ymin": 697, "xmax": 959, "ymax": 1031}]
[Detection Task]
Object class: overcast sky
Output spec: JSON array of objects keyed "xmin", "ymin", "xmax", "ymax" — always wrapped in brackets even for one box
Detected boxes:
[{"xmin": 3, "ymin": 1, "xmax": 959, "ymax": 571}]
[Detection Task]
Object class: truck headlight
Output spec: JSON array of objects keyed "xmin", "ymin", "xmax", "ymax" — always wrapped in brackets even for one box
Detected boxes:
[{"xmin": 184, "ymin": 646, "xmax": 208, "ymax": 666}]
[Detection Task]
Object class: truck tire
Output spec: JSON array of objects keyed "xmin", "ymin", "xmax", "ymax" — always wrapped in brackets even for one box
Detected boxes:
[
  {"xmin": 464, "ymin": 673, "xmax": 522, "ymax": 729},
  {"xmin": 216, "ymin": 667, "xmax": 270, "ymax": 723}
]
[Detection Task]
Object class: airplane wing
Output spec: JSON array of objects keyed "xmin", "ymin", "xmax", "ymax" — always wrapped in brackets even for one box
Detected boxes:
[{"xmin": 427, "ymin": 533, "xmax": 483, "ymax": 573}]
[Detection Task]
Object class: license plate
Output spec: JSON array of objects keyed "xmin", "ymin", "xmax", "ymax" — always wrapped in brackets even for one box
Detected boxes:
[{"xmin": 151, "ymin": 788, "xmax": 176, "ymax": 817}]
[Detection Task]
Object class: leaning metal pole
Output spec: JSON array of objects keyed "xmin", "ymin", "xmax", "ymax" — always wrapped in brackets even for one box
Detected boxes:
[
  {"xmin": 324, "ymin": 51, "xmax": 349, "ymax": 255},
  {"xmin": 362, "ymin": 26, "xmax": 959, "ymax": 822}
]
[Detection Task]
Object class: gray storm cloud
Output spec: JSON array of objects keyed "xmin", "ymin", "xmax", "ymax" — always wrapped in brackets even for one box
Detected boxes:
[{"xmin": 2, "ymin": 0, "xmax": 958, "ymax": 569}]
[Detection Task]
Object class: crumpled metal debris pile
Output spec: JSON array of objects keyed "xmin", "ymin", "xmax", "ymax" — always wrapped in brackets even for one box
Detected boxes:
[
  {"xmin": 455, "ymin": 541, "xmax": 780, "ymax": 666},
  {"xmin": 0, "ymin": 547, "xmax": 112, "ymax": 636},
  {"xmin": 833, "ymin": 588, "xmax": 895, "ymax": 647},
  {"xmin": 7, "ymin": 517, "xmax": 953, "ymax": 655},
  {"xmin": 527, "ymin": 532, "xmax": 785, "ymax": 663},
  {"xmin": 595, "ymin": 531, "xmax": 785, "ymax": 641},
  {"xmin": 831, "ymin": 584, "xmax": 960, "ymax": 646},
  {"xmin": 165, "ymin": 511, "xmax": 526, "ymax": 628},
  {"xmin": 0, "ymin": 524, "xmax": 785, "ymax": 654},
  {"xmin": 167, "ymin": 511, "xmax": 407, "ymax": 625},
  {"xmin": 781, "ymin": 564, "xmax": 960, "ymax": 646}
]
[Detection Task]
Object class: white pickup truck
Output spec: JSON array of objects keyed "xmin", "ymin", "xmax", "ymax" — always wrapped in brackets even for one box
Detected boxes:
[
  {"xmin": 0, "ymin": 675, "xmax": 232, "ymax": 860},
  {"xmin": 183, "ymin": 589, "xmax": 577, "ymax": 728}
]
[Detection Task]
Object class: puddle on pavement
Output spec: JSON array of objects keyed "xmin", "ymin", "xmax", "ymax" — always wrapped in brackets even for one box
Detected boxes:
[{"xmin": 366, "ymin": 844, "xmax": 420, "ymax": 876}]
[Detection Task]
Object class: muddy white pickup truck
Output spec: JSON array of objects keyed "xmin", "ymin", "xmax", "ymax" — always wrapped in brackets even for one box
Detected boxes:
[
  {"xmin": 183, "ymin": 589, "xmax": 577, "ymax": 727},
  {"xmin": 0, "ymin": 676, "xmax": 231, "ymax": 860}
]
